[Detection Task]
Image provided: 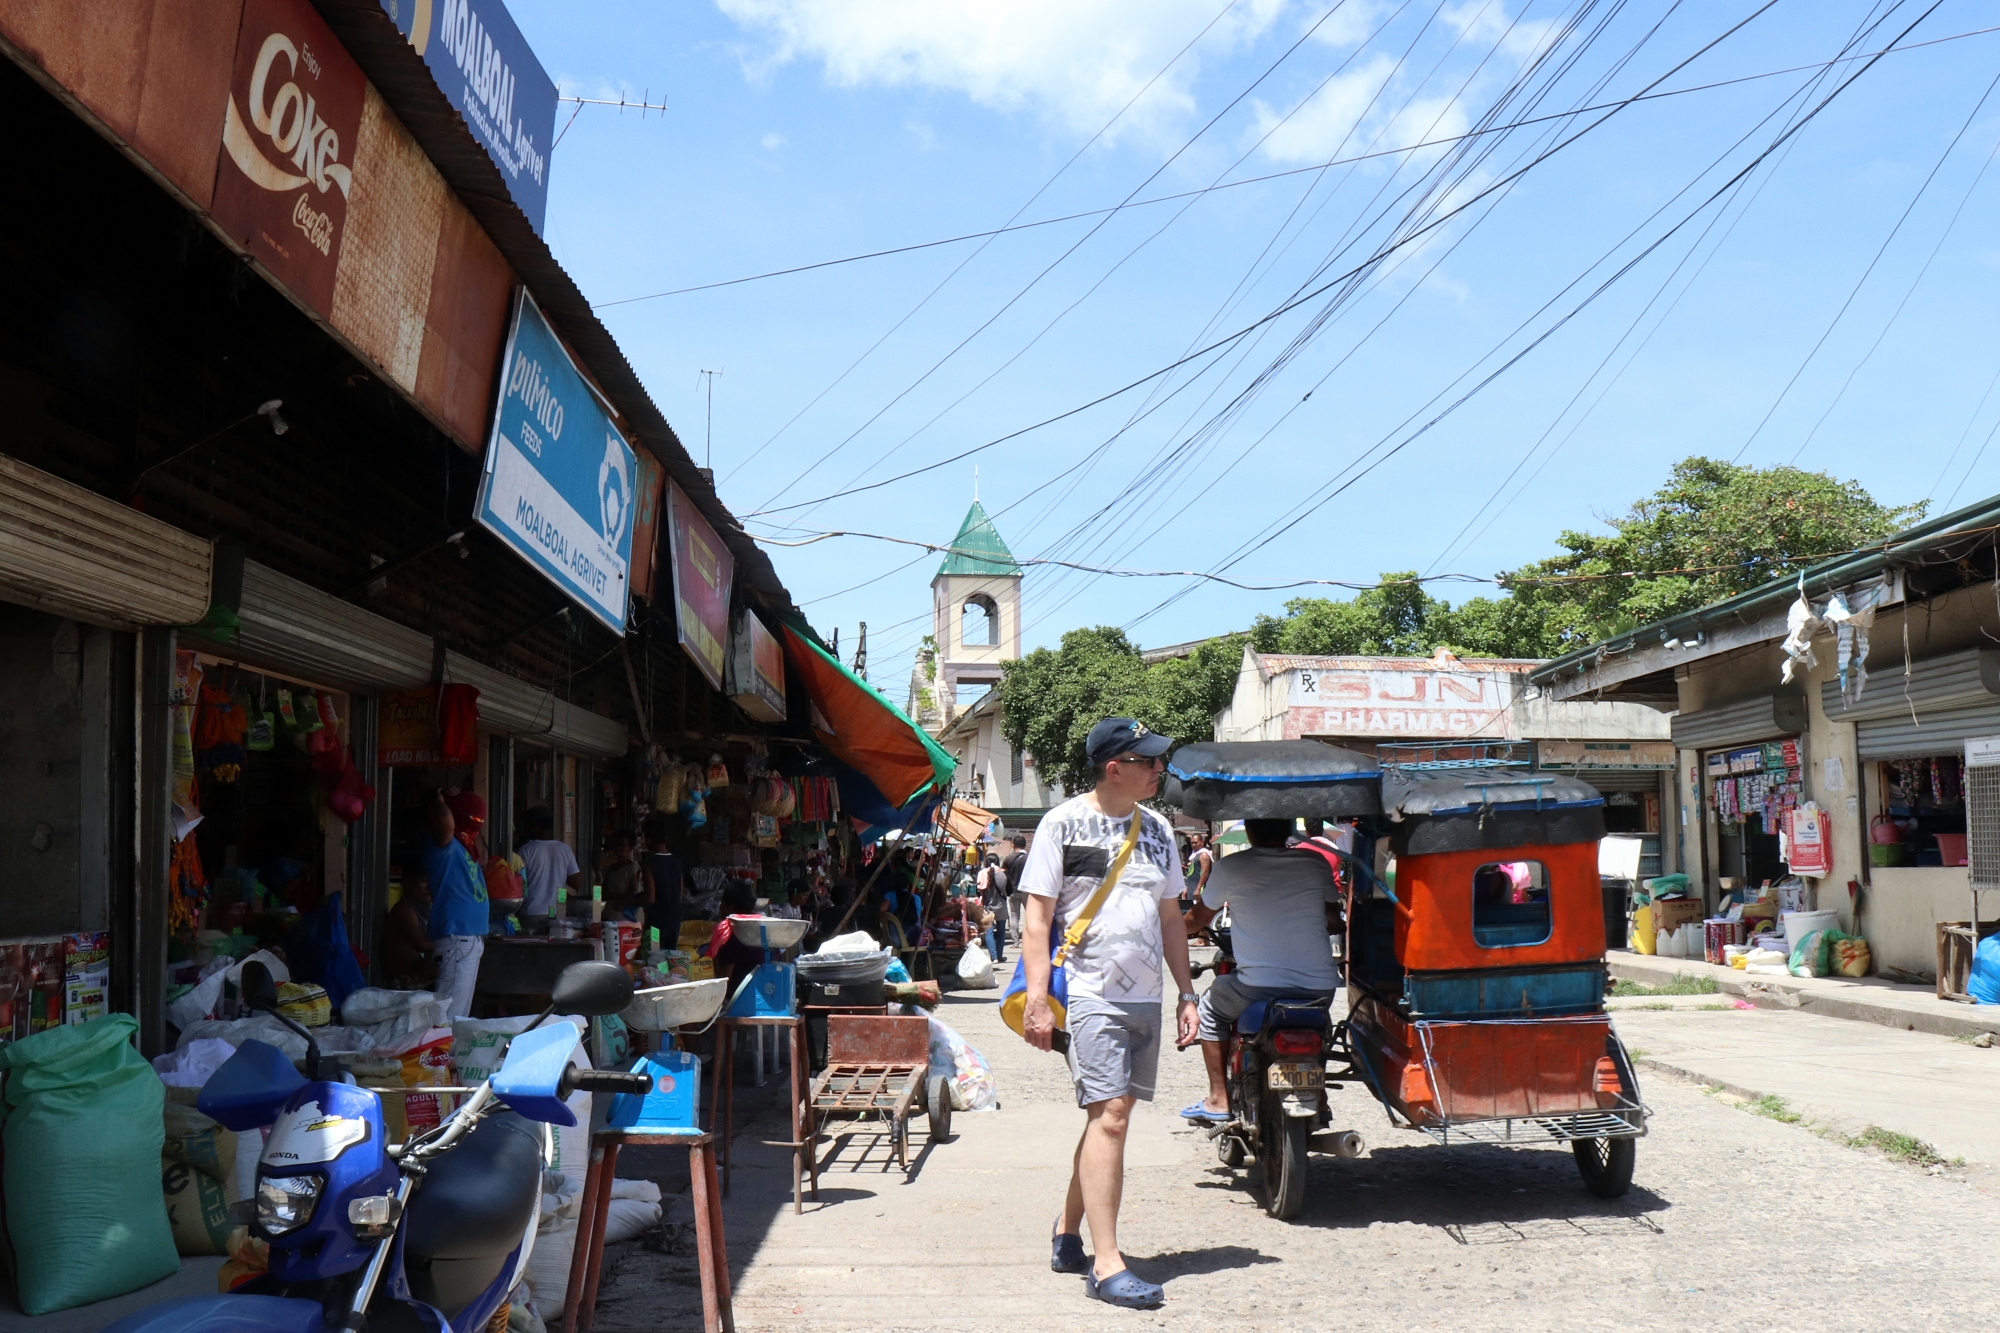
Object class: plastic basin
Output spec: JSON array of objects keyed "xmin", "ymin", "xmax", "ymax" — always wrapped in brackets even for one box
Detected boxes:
[
  {"xmin": 1781, "ymin": 909, "xmax": 1840, "ymax": 951},
  {"xmin": 730, "ymin": 917, "xmax": 811, "ymax": 950},
  {"xmin": 622, "ymin": 978, "xmax": 729, "ymax": 1032}
]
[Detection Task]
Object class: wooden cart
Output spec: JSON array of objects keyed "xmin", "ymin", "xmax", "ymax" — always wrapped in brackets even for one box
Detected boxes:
[{"xmin": 809, "ymin": 1014, "xmax": 951, "ymax": 1169}]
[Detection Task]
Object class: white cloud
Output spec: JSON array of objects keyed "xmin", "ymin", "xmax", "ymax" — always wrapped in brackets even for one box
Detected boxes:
[
  {"xmin": 762, "ymin": 131, "xmax": 787, "ymax": 150},
  {"xmin": 716, "ymin": 0, "xmax": 1293, "ymax": 141}
]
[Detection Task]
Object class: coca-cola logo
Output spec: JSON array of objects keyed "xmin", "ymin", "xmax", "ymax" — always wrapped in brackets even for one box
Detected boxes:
[
  {"xmin": 223, "ymin": 32, "xmax": 354, "ymax": 208},
  {"xmin": 211, "ymin": 0, "xmax": 365, "ymax": 314}
]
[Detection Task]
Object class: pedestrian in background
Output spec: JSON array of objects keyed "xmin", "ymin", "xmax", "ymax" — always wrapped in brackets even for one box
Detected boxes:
[
  {"xmin": 421, "ymin": 788, "xmax": 489, "ymax": 1019},
  {"xmin": 1001, "ymin": 835, "xmax": 1030, "ymax": 966},
  {"xmin": 978, "ymin": 852, "xmax": 1009, "ymax": 960},
  {"xmin": 1019, "ymin": 718, "xmax": 1197, "ymax": 1311}
]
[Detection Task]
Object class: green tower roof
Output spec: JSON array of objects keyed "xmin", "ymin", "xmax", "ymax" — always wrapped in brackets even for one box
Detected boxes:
[{"xmin": 936, "ymin": 501, "xmax": 1022, "ymax": 579}]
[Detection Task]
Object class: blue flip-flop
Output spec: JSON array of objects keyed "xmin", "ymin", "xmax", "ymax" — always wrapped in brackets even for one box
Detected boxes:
[
  {"xmin": 1180, "ymin": 1102, "xmax": 1229, "ymax": 1123},
  {"xmin": 1051, "ymin": 1225, "xmax": 1087, "ymax": 1274},
  {"xmin": 1086, "ymin": 1267, "xmax": 1164, "ymax": 1309}
]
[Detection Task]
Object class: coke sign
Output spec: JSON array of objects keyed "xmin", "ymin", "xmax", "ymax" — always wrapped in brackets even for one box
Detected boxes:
[{"xmin": 213, "ymin": 0, "xmax": 365, "ymax": 316}]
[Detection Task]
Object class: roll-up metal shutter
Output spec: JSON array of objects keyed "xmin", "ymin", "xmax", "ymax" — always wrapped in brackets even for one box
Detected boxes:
[
  {"xmin": 197, "ymin": 562, "xmax": 433, "ymax": 693},
  {"xmin": 1817, "ymin": 648, "xmax": 2000, "ymax": 761},
  {"xmin": 1821, "ymin": 648, "xmax": 2000, "ymax": 722},
  {"xmin": 444, "ymin": 651, "xmax": 628, "ymax": 759},
  {"xmin": 1669, "ymin": 689, "xmax": 1808, "ymax": 750},
  {"xmin": 0, "ymin": 454, "xmax": 211, "ymax": 628},
  {"xmin": 1854, "ymin": 705, "xmax": 2000, "ymax": 761}
]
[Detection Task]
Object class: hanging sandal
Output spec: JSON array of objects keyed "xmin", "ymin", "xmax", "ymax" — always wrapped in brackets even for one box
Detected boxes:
[
  {"xmin": 1050, "ymin": 1221, "xmax": 1087, "ymax": 1274},
  {"xmin": 1085, "ymin": 1267, "xmax": 1164, "ymax": 1309}
]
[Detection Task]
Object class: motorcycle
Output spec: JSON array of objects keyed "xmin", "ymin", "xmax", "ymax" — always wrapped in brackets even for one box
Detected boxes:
[
  {"xmin": 106, "ymin": 960, "xmax": 653, "ymax": 1333},
  {"xmin": 1200, "ymin": 914, "xmax": 1349, "ymax": 1221}
]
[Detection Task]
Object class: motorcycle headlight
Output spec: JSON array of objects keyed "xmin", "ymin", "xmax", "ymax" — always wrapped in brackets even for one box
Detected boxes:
[{"xmin": 256, "ymin": 1173, "xmax": 323, "ymax": 1236}]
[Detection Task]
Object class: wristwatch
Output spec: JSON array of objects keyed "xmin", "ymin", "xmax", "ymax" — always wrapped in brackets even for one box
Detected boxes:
[{"xmin": 1177, "ymin": 991, "xmax": 1199, "ymax": 1004}]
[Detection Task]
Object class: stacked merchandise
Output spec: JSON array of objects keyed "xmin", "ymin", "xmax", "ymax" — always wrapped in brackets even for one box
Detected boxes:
[{"xmin": 1707, "ymin": 740, "xmax": 1803, "ymax": 833}]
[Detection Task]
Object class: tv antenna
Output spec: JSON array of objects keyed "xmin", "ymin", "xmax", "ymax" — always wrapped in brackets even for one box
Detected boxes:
[{"xmin": 698, "ymin": 369, "xmax": 723, "ymax": 470}]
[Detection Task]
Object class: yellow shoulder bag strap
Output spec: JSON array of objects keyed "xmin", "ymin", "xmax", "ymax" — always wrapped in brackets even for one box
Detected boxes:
[{"xmin": 1053, "ymin": 808, "xmax": 1145, "ymax": 968}]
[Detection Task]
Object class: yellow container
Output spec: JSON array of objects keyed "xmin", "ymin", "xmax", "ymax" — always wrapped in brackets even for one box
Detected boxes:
[{"xmin": 1631, "ymin": 903, "xmax": 1657, "ymax": 955}]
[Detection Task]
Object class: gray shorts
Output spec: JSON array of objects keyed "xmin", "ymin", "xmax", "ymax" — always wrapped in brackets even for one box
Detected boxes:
[
  {"xmin": 1198, "ymin": 973, "xmax": 1335, "ymax": 1043},
  {"xmin": 1065, "ymin": 999, "xmax": 1161, "ymax": 1107}
]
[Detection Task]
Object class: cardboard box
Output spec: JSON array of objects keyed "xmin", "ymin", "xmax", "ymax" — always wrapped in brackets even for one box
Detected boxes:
[{"xmin": 1653, "ymin": 898, "xmax": 1706, "ymax": 934}]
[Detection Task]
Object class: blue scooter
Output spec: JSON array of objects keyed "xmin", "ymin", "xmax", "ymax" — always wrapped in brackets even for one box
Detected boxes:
[{"xmin": 107, "ymin": 960, "xmax": 653, "ymax": 1333}]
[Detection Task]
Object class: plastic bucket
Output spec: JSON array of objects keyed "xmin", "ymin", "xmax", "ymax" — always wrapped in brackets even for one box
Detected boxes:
[
  {"xmin": 1936, "ymin": 833, "xmax": 1969, "ymax": 867},
  {"xmin": 1782, "ymin": 909, "xmax": 1839, "ymax": 951}
]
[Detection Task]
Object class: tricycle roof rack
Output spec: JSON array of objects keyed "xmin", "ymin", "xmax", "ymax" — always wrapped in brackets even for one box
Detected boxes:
[{"xmin": 1164, "ymin": 740, "xmax": 1381, "ymax": 820}]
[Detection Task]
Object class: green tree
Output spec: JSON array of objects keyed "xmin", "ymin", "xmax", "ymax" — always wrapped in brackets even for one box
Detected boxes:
[
  {"xmin": 998, "ymin": 627, "xmax": 1152, "ymax": 795},
  {"xmin": 998, "ymin": 628, "xmax": 1251, "ymax": 793},
  {"xmin": 1503, "ymin": 456, "xmax": 1925, "ymax": 644}
]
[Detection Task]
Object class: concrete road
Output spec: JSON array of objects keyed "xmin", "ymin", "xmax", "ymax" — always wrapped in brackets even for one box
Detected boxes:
[{"xmin": 587, "ymin": 985, "xmax": 2000, "ymax": 1332}]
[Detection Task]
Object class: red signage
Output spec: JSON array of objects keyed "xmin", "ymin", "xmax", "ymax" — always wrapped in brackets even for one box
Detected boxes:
[
  {"xmin": 212, "ymin": 0, "xmax": 365, "ymax": 317},
  {"xmin": 629, "ymin": 452, "xmax": 667, "ymax": 603},
  {"xmin": 378, "ymin": 689, "xmax": 443, "ymax": 767},
  {"xmin": 665, "ymin": 482, "xmax": 734, "ymax": 691}
]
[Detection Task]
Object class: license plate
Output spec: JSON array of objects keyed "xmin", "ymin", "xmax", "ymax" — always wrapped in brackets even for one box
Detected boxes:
[{"xmin": 1267, "ymin": 1062, "xmax": 1324, "ymax": 1090}]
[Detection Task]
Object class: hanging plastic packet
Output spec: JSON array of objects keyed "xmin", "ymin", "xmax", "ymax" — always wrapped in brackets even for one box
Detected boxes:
[
  {"xmin": 276, "ymin": 688, "xmax": 298, "ymax": 728},
  {"xmin": 299, "ymin": 692, "xmax": 324, "ymax": 732},
  {"xmin": 317, "ymin": 691, "xmax": 341, "ymax": 732}
]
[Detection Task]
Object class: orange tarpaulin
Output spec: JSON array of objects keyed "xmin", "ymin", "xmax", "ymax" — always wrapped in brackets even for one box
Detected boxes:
[
  {"xmin": 939, "ymin": 799, "xmax": 997, "ymax": 847},
  {"xmin": 781, "ymin": 624, "xmax": 954, "ymax": 808}
]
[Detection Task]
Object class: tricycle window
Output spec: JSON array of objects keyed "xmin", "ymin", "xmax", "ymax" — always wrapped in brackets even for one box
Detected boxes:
[{"xmin": 1471, "ymin": 860, "xmax": 1550, "ymax": 948}]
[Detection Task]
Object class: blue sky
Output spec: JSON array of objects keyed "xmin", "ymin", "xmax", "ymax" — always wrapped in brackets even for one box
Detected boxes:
[{"xmin": 510, "ymin": 0, "xmax": 2000, "ymax": 696}]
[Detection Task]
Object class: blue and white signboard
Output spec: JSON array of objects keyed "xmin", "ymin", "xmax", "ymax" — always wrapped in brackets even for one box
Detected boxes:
[
  {"xmin": 381, "ymin": 0, "xmax": 557, "ymax": 234},
  {"xmin": 475, "ymin": 291, "xmax": 638, "ymax": 632}
]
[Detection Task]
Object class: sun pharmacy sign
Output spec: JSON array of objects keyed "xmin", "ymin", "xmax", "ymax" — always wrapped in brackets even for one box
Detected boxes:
[{"xmin": 475, "ymin": 291, "xmax": 639, "ymax": 631}]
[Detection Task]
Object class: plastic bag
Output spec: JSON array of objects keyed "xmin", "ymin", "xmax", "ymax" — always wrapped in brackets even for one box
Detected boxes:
[
  {"xmin": 342, "ymin": 988, "xmax": 450, "ymax": 1047},
  {"xmin": 955, "ymin": 942, "xmax": 996, "ymax": 989},
  {"xmin": 926, "ymin": 1015, "xmax": 998, "ymax": 1112},
  {"xmin": 152, "ymin": 1037, "xmax": 239, "ymax": 1088},
  {"xmin": 1831, "ymin": 933, "xmax": 1872, "ymax": 978},
  {"xmin": 1788, "ymin": 929, "xmax": 1832, "ymax": 978},
  {"xmin": 161, "ymin": 1102, "xmax": 237, "ymax": 1256},
  {"xmin": 0, "ymin": 1016, "xmax": 179, "ymax": 1313},
  {"xmin": 1742, "ymin": 946, "xmax": 1791, "ymax": 977},
  {"xmin": 1970, "ymin": 932, "xmax": 2000, "ymax": 1004},
  {"xmin": 167, "ymin": 949, "xmax": 290, "ymax": 1031},
  {"xmin": 288, "ymin": 895, "xmax": 367, "ymax": 1008}
]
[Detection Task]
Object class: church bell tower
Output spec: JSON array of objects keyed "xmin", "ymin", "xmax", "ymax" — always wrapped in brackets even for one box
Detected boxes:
[{"xmin": 931, "ymin": 500, "xmax": 1022, "ymax": 726}]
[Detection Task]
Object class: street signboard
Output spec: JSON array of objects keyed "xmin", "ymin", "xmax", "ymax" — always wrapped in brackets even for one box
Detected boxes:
[
  {"xmin": 214, "ymin": 0, "xmax": 367, "ymax": 316},
  {"xmin": 474, "ymin": 290, "xmax": 638, "ymax": 632},
  {"xmin": 380, "ymin": 0, "xmax": 557, "ymax": 233},
  {"xmin": 665, "ymin": 482, "xmax": 734, "ymax": 691}
]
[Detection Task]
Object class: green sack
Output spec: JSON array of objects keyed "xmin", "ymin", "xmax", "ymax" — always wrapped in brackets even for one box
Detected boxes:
[{"xmin": 0, "ymin": 1016, "xmax": 178, "ymax": 1313}]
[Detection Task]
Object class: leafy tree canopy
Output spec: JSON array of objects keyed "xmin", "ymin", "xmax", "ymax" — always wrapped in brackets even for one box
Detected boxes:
[{"xmin": 1502, "ymin": 456, "xmax": 1925, "ymax": 643}]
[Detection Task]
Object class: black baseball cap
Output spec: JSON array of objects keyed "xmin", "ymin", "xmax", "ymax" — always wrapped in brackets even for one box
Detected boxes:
[{"xmin": 1086, "ymin": 717, "xmax": 1174, "ymax": 767}]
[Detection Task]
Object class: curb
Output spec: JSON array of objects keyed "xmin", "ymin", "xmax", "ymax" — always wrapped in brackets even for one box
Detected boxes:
[
  {"xmin": 1633, "ymin": 1055, "xmax": 1997, "ymax": 1190},
  {"xmin": 1607, "ymin": 955, "xmax": 2000, "ymax": 1042}
]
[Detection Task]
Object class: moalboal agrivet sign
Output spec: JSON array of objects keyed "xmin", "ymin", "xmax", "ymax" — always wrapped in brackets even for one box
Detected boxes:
[{"xmin": 474, "ymin": 290, "xmax": 638, "ymax": 632}]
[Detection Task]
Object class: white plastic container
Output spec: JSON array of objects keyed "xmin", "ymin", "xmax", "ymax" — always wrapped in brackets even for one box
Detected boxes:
[{"xmin": 1781, "ymin": 909, "xmax": 1839, "ymax": 951}]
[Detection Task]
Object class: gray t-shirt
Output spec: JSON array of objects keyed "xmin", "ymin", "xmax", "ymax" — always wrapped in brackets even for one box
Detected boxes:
[
  {"xmin": 1020, "ymin": 797, "xmax": 1182, "ymax": 1004},
  {"xmin": 1201, "ymin": 848, "xmax": 1340, "ymax": 992}
]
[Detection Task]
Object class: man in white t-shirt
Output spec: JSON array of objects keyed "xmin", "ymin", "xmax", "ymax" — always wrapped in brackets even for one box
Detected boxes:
[
  {"xmin": 1019, "ymin": 718, "xmax": 1196, "ymax": 1311},
  {"xmin": 517, "ymin": 805, "xmax": 584, "ymax": 930},
  {"xmin": 1181, "ymin": 818, "xmax": 1341, "ymax": 1120}
]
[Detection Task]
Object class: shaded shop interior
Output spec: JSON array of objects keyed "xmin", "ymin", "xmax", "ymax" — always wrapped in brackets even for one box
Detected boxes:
[{"xmin": 0, "ymin": 41, "xmax": 834, "ymax": 1052}]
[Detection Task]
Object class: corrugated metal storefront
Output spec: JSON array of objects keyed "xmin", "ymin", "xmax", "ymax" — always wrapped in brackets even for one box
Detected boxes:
[
  {"xmin": 1822, "ymin": 648, "xmax": 2000, "ymax": 761},
  {"xmin": 1670, "ymin": 689, "xmax": 1808, "ymax": 750},
  {"xmin": 0, "ymin": 455, "xmax": 211, "ymax": 629}
]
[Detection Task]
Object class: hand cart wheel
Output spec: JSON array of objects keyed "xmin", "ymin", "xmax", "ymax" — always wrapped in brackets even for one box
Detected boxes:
[{"xmin": 927, "ymin": 1074, "xmax": 953, "ymax": 1143}]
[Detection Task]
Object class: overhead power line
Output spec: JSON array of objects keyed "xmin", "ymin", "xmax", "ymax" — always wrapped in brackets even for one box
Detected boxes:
[{"xmin": 591, "ymin": 23, "xmax": 2000, "ymax": 311}]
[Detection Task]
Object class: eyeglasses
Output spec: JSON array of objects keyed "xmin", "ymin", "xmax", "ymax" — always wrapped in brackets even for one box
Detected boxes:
[{"xmin": 1110, "ymin": 755, "xmax": 1165, "ymax": 770}]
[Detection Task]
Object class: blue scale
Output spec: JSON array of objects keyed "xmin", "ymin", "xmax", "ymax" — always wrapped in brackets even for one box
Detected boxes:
[{"xmin": 723, "ymin": 916, "xmax": 809, "ymax": 1018}]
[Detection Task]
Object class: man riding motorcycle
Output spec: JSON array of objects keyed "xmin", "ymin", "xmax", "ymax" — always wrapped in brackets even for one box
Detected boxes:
[{"xmin": 1179, "ymin": 819, "xmax": 1343, "ymax": 1121}]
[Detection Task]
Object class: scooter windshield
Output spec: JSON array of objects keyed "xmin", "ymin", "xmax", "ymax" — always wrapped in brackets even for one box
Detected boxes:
[{"xmin": 489, "ymin": 1022, "xmax": 580, "ymax": 1125}]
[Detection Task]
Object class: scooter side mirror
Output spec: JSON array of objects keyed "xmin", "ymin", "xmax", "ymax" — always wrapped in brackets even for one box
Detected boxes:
[
  {"xmin": 239, "ymin": 960, "xmax": 280, "ymax": 1014},
  {"xmin": 550, "ymin": 961, "xmax": 635, "ymax": 1018}
]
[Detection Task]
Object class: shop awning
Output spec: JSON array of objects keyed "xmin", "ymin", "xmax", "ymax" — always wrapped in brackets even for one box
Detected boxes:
[
  {"xmin": 939, "ymin": 799, "xmax": 998, "ymax": 846},
  {"xmin": 781, "ymin": 624, "xmax": 954, "ymax": 806}
]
